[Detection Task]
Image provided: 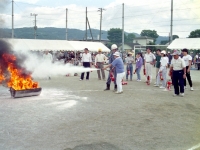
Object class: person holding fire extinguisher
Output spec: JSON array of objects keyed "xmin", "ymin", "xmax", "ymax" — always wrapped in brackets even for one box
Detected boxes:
[
  {"xmin": 103, "ymin": 51, "xmax": 125, "ymax": 94},
  {"xmin": 144, "ymin": 48, "xmax": 156, "ymax": 84},
  {"xmin": 104, "ymin": 44, "xmax": 118, "ymax": 91},
  {"xmin": 125, "ymin": 52, "xmax": 134, "ymax": 81},
  {"xmin": 154, "ymin": 50, "xmax": 168, "ymax": 90}
]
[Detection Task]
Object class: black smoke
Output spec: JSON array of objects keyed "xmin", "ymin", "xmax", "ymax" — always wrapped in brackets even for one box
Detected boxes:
[{"xmin": 0, "ymin": 39, "xmax": 29, "ymax": 81}]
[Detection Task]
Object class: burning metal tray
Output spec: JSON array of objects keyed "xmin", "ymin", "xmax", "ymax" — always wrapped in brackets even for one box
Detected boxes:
[{"xmin": 10, "ymin": 87, "xmax": 42, "ymax": 98}]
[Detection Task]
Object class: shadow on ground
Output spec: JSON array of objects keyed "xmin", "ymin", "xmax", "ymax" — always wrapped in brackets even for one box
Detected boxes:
[{"xmin": 64, "ymin": 142, "xmax": 121, "ymax": 150}]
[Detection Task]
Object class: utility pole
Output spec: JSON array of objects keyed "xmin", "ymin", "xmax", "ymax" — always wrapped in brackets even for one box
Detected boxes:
[
  {"xmin": 98, "ymin": 8, "xmax": 105, "ymax": 41},
  {"xmin": 12, "ymin": 0, "xmax": 14, "ymax": 38},
  {"xmin": 66, "ymin": 8, "xmax": 68, "ymax": 40},
  {"xmin": 30, "ymin": 13, "xmax": 38, "ymax": 39},
  {"xmin": 85, "ymin": 7, "xmax": 87, "ymax": 41},
  {"xmin": 87, "ymin": 17, "xmax": 94, "ymax": 41},
  {"xmin": 122, "ymin": 3, "xmax": 124, "ymax": 53},
  {"xmin": 170, "ymin": 0, "xmax": 173, "ymax": 44}
]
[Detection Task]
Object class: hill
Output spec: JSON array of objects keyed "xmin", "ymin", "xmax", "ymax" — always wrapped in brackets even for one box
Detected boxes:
[{"xmin": 0, "ymin": 27, "xmax": 167, "ymax": 44}]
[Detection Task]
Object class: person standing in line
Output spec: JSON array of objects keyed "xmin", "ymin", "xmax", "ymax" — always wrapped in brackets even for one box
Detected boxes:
[
  {"xmin": 167, "ymin": 51, "xmax": 172, "ymax": 68},
  {"xmin": 103, "ymin": 52, "xmax": 125, "ymax": 94},
  {"xmin": 197, "ymin": 54, "xmax": 200, "ymax": 70},
  {"xmin": 154, "ymin": 50, "xmax": 168, "ymax": 89},
  {"xmin": 43, "ymin": 50, "xmax": 53, "ymax": 62},
  {"xmin": 104, "ymin": 44, "xmax": 118, "ymax": 91},
  {"xmin": 169, "ymin": 50, "xmax": 186, "ymax": 97},
  {"xmin": 94, "ymin": 48, "xmax": 106, "ymax": 80},
  {"xmin": 144, "ymin": 48, "xmax": 156, "ymax": 84},
  {"xmin": 43, "ymin": 50, "xmax": 53, "ymax": 79},
  {"xmin": 135, "ymin": 53, "xmax": 143, "ymax": 81},
  {"xmin": 182, "ymin": 48, "xmax": 194, "ymax": 91},
  {"xmin": 154, "ymin": 49, "xmax": 162, "ymax": 85},
  {"xmin": 80, "ymin": 48, "xmax": 92, "ymax": 81},
  {"xmin": 125, "ymin": 52, "xmax": 134, "ymax": 81}
]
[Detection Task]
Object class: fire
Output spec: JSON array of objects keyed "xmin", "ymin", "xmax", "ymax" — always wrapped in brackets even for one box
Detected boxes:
[
  {"xmin": 0, "ymin": 68, "xmax": 5, "ymax": 83},
  {"xmin": 1, "ymin": 53, "xmax": 39, "ymax": 90}
]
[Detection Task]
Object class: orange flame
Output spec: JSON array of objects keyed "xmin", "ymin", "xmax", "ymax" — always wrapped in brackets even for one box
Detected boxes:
[
  {"xmin": 1, "ymin": 53, "xmax": 39, "ymax": 90},
  {"xmin": 0, "ymin": 68, "xmax": 5, "ymax": 83}
]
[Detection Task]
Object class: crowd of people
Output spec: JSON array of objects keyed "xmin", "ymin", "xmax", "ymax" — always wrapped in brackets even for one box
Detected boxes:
[
  {"xmin": 40, "ymin": 45, "xmax": 198, "ymax": 96},
  {"xmin": 78, "ymin": 44, "xmax": 197, "ymax": 96}
]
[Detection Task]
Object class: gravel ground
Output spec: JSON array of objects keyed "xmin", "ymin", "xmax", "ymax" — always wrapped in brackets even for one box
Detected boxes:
[{"xmin": 0, "ymin": 66, "xmax": 200, "ymax": 150}]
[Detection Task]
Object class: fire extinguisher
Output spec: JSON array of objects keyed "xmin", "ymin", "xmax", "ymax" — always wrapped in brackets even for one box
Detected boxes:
[
  {"xmin": 160, "ymin": 72, "xmax": 163, "ymax": 80},
  {"xmin": 110, "ymin": 71, "xmax": 115, "ymax": 81},
  {"xmin": 147, "ymin": 76, "xmax": 150, "ymax": 85},
  {"xmin": 169, "ymin": 69, "xmax": 172, "ymax": 77},
  {"xmin": 133, "ymin": 68, "xmax": 137, "ymax": 74},
  {"xmin": 143, "ymin": 68, "xmax": 146, "ymax": 75},
  {"xmin": 167, "ymin": 80, "xmax": 172, "ymax": 90}
]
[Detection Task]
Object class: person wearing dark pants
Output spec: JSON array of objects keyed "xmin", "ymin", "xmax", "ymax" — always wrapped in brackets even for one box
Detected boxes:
[
  {"xmin": 80, "ymin": 48, "xmax": 92, "ymax": 81},
  {"xmin": 182, "ymin": 48, "xmax": 194, "ymax": 91},
  {"xmin": 169, "ymin": 50, "xmax": 186, "ymax": 97},
  {"xmin": 173, "ymin": 70, "xmax": 184, "ymax": 95},
  {"xmin": 80, "ymin": 62, "xmax": 91, "ymax": 80},
  {"xmin": 104, "ymin": 44, "xmax": 118, "ymax": 91}
]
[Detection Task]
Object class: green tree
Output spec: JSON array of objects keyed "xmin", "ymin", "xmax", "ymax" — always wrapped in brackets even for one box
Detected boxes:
[
  {"xmin": 188, "ymin": 29, "xmax": 200, "ymax": 38},
  {"xmin": 140, "ymin": 29, "xmax": 159, "ymax": 42},
  {"xmin": 125, "ymin": 33, "xmax": 136, "ymax": 43},
  {"xmin": 160, "ymin": 35, "xmax": 179, "ymax": 44},
  {"xmin": 173, "ymin": 35, "xmax": 179, "ymax": 40},
  {"xmin": 160, "ymin": 40, "xmax": 168, "ymax": 45},
  {"xmin": 147, "ymin": 41, "xmax": 156, "ymax": 52},
  {"xmin": 107, "ymin": 28, "xmax": 122, "ymax": 44}
]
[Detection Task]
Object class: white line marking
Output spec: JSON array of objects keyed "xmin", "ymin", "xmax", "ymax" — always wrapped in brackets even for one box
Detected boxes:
[{"xmin": 188, "ymin": 143, "xmax": 200, "ymax": 150}]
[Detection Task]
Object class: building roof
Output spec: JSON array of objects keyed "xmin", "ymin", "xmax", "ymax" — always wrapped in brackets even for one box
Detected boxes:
[
  {"xmin": 167, "ymin": 38, "xmax": 200, "ymax": 50},
  {"xmin": 134, "ymin": 36, "xmax": 154, "ymax": 40},
  {"xmin": 1, "ymin": 38, "xmax": 110, "ymax": 52},
  {"xmin": 119, "ymin": 43, "xmax": 141, "ymax": 50}
]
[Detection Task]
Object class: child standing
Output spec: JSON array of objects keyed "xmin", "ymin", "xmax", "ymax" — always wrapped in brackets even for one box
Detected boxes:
[{"xmin": 135, "ymin": 53, "xmax": 143, "ymax": 81}]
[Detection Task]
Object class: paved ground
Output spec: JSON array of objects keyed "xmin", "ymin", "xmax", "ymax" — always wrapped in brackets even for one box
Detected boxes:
[{"xmin": 0, "ymin": 66, "xmax": 200, "ymax": 150}]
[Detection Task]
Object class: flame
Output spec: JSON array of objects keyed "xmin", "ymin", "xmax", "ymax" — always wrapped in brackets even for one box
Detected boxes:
[
  {"xmin": 1, "ymin": 53, "xmax": 39, "ymax": 90},
  {"xmin": 0, "ymin": 68, "xmax": 5, "ymax": 83}
]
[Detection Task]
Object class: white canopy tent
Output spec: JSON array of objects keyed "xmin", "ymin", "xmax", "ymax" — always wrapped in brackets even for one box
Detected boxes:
[
  {"xmin": 68, "ymin": 41, "xmax": 110, "ymax": 52},
  {"xmin": 167, "ymin": 38, "xmax": 200, "ymax": 50},
  {"xmin": 3, "ymin": 38, "xmax": 110, "ymax": 52}
]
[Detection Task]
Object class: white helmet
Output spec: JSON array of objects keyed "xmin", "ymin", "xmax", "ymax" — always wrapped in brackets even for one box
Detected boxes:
[
  {"xmin": 161, "ymin": 50, "xmax": 166, "ymax": 54},
  {"xmin": 111, "ymin": 44, "xmax": 117, "ymax": 50}
]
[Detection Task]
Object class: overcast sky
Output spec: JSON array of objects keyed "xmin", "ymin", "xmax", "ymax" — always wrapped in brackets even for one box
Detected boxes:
[{"xmin": 0, "ymin": 0, "xmax": 200, "ymax": 38}]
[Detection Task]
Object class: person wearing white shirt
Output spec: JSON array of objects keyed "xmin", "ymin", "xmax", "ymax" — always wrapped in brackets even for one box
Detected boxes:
[
  {"xmin": 169, "ymin": 50, "xmax": 186, "ymax": 97},
  {"xmin": 144, "ymin": 48, "xmax": 156, "ymax": 83},
  {"xmin": 80, "ymin": 48, "xmax": 92, "ymax": 81},
  {"xmin": 155, "ymin": 50, "xmax": 168, "ymax": 89},
  {"xmin": 43, "ymin": 50, "xmax": 53, "ymax": 79},
  {"xmin": 125, "ymin": 52, "xmax": 134, "ymax": 81},
  {"xmin": 95, "ymin": 49, "xmax": 106, "ymax": 80},
  {"xmin": 43, "ymin": 50, "xmax": 53, "ymax": 63},
  {"xmin": 182, "ymin": 48, "xmax": 194, "ymax": 91}
]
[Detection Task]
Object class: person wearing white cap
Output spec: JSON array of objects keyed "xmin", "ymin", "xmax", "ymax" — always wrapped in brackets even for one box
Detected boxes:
[
  {"xmin": 154, "ymin": 50, "xmax": 168, "ymax": 89},
  {"xmin": 95, "ymin": 48, "xmax": 106, "ymax": 80},
  {"xmin": 103, "ymin": 51, "xmax": 125, "ymax": 94},
  {"xmin": 104, "ymin": 44, "xmax": 118, "ymax": 91},
  {"xmin": 169, "ymin": 50, "xmax": 186, "ymax": 97},
  {"xmin": 125, "ymin": 52, "xmax": 134, "ymax": 81}
]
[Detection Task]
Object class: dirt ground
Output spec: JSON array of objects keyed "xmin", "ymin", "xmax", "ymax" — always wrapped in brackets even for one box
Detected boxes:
[{"xmin": 0, "ymin": 66, "xmax": 200, "ymax": 150}]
